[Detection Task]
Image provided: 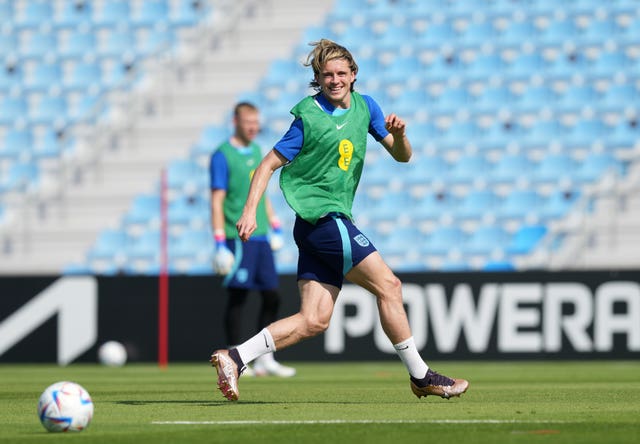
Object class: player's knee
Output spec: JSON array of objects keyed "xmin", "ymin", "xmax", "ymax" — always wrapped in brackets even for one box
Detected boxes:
[{"xmin": 303, "ymin": 316, "xmax": 330, "ymax": 337}]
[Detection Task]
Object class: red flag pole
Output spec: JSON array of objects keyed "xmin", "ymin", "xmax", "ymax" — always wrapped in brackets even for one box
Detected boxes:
[{"xmin": 158, "ymin": 168, "xmax": 169, "ymax": 369}]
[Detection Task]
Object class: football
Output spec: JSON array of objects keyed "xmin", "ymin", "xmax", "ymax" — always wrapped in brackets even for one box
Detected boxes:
[
  {"xmin": 37, "ymin": 381, "xmax": 94, "ymax": 432},
  {"xmin": 98, "ymin": 340, "xmax": 128, "ymax": 367}
]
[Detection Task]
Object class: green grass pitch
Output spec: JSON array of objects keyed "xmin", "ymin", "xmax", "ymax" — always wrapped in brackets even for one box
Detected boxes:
[{"xmin": 1, "ymin": 361, "xmax": 638, "ymax": 443}]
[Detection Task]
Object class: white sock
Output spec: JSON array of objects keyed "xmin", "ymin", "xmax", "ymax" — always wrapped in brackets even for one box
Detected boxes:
[
  {"xmin": 393, "ymin": 337, "xmax": 429, "ymax": 379},
  {"xmin": 256, "ymin": 352, "xmax": 275, "ymax": 365},
  {"xmin": 236, "ymin": 328, "xmax": 276, "ymax": 364}
]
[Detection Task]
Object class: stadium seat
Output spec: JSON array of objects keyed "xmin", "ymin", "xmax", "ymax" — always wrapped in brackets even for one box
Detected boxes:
[
  {"xmin": 0, "ymin": 128, "xmax": 33, "ymax": 162},
  {"xmin": 456, "ymin": 189, "xmax": 499, "ymax": 222},
  {"xmin": 464, "ymin": 225, "xmax": 510, "ymax": 256},
  {"xmin": 131, "ymin": 0, "xmax": 169, "ymax": 28},
  {"xmin": 506, "ymin": 224, "xmax": 548, "ymax": 255},
  {"xmin": 497, "ymin": 189, "xmax": 541, "ymax": 221},
  {"xmin": 0, "ymin": 162, "xmax": 39, "ymax": 194},
  {"xmin": 92, "ymin": 0, "xmax": 131, "ymax": 28},
  {"xmin": 14, "ymin": 0, "xmax": 53, "ymax": 29},
  {"xmin": 540, "ymin": 189, "xmax": 580, "ymax": 220},
  {"xmin": 58, "ymin": 29, "xmax": 97, "ymax": 61},
  {"xmin": 490, "ymin": 153, "xmax": 533, "ymax": 185},
  {"xmin": 54, "ymin": 0, "xmax": 93, "ymax": 29},
  {"xmin": 23, "ymin": 62, "xmax": 63, "ymax": 93},
  {"xmin": 122, "ymin": 194, "xmax": 161, "ymax": 228},
  {"xmin": 0, "ymin": 96, "xmax": 28, "ymax": 126},
  {"xmin": 532, "ymin": 154, "xmax": 576, "ymax": 185},
  {"xmin": 86, "ymin": 228, "xmax": 129, "ymax": 261},
  {"xmin": 19, "ymin": 31, "xmax": 57, "ymax": 60},
  {"xmin": 422, "ymin": 226, "xmax": 466, "ymax": 256}
]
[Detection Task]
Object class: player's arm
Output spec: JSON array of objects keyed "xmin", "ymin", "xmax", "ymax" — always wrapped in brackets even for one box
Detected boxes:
[
  {"xmin": 381, "ymin": 113, "xmax": 412, "ymax": 163},
  {"xmin": 210, "ymin": 189, "xmax": 226, "ymax": 238},
  {"xmin": 237, "ymin": 149, "xmax": 288, "ymax": 241}
]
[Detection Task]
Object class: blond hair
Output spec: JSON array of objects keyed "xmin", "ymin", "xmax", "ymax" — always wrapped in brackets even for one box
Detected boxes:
[{"xmin": 304, "ymin": 39, "xmax": 358, "ymax": 92}]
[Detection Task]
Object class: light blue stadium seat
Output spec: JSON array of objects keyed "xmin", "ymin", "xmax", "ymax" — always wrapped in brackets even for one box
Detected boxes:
[
  {"xmin": 0, "ymin": 162, "xmax": 39, "ymax": 194},
  {"xmin": 126, "ymin": 230, "xmax": 162, "ymax": 260},
  {"xmin": 122, "ymin": 194, "xmax": 161, "ymax": 227},
  {"xmin": 477, "ymin": 121, "xmax": 521, "ymax": 152},
  {"xmin": 482, "ymin": 260, "xmax": 515, "ymax": 271},
  {"xmin": 448, "ymin": 154, "xmax": 490, "ymax": 185},
  {"xmin": 20, "ymin": 31, "xmax": 57, "ymax": 60},
  {"xmin": 506, "ymin": 224, "xmax": 547, "ymax": 255},
  {"xmin": 170, "ymin": 228, "xmax": 212, "ymax": 260},
  {"xmin": 404, "ymin": 154, "xmax": 450, "ymax": 187},
  {"xmin": 0, "ymin": 95, "xmax": 28, "ymax": 126},
  {"xmin": 464, "ymin": 52, "xmax": 505, "ymax": 81},
  {"xmin": 415, "ymin": 21, "xmax": 457, "ymax": 50},
  {"xmin": 99, "ymin": 27, "xmax": 136, "ymax": 60},
  {"xmin": 422, "ymin": 53, "xmax": 461, "ymax": 83},
  {"xmin": 506, "ymin": 52, "xmax": 546, "ymax": 81},
  {"xmin": 464, "ymin": 225, "xmax": 510, "ymax": 256},
  {"xmin": 498, "ymin": 20, "xmax": 536, "ymax": 47},
  {"xmin": 490, "ymin": 153, "xmax": 533, "ymax": 185},
  {"xmin": 537, "ymin": 18, "xmax": 578, "ymax": 47},
  {"xmin": 412, "ymin": 190, "xmax": 455, "ymax": 222},
  {"xmin": 555, "ymin": 84, "xmax": 597, "ymax": 116},
  {"xmin": 532, "ymin": 154, "xmax": 575, "ymax": 184},
  {"xmin": 137, "ymin": 25, "xmax": 176, "ymax": 57},
  {"xmin": 456, "ymin": 189, "xmax": 498, "ymax": 222},
  {"xmin": 564, "ymin": 118, "xmax": 607, "ymax": 149},
  {"xmin": 86, "ymin": 228, "xmax": 129, "ymax": 261},
  {"xmin": 514, "ymin": 85, "xmax": 556, "ymax": 114},
  {"xmin": 436, "ymin": 120, "xmax": 478, "ymax": 152},
  {"xmin": 540, "ymin": 189, "xmax": 580, "ymax": 220},
  {"xmin": 54, "ymin": 0, "xmax": 93, "ymax": 29},
  {"xmin": 24, "ymin": 62, "xmax": 63, "ymax": 93},
  {"xmin": 131, "ymin": 0, "xmax": 169, "ymax": 28},
  {"xmin": 497, "ymin": 189, "xmax": 541, "ymax": 221},
  {"xmin": 58, "ymin": 29, "xmax": 97, "ymax": 61},
  {"xmin": 14, "ymin": 0, "xmax": 53, "ymax": 29},
  {"xmin": 63, "ymin": 60, "xmax": 102, "ymax": 92},
  {"xmin": 588, "ymin": 50, "xmax": 629, "ymax": 79},
  {"xmin": 472, "ymin": 85, "xmax": 514, "ymax": 116},
  {"xmin": 67, "ymin": 90, "xmax": 104, "ymax": 124},
  {"xmin": 574, "ymin": 153, "xmax": 622, "ymax": 183},
  {"xmin": 167, "ymin": 159, "xmax": 207, "ymax": 194},
  {"xmin": 0, "ymin": 128, "xmax": 32, "ymax": 161},
  {"xmin": 607, "ymin": 119, "xmax": 640, "ymax": 151},
  {"xmin": 168, "ymin": 195, "xmax": 208, "ymax": 228},
  {"xmin": 520, "ymin": 120, "xmax": 563, "ymax": 150},
  {"xmin": 92, "ymin": 0, "xmax": 131, "ymax": 28},
  {"xmin": 32, "ymin": 128, "xmax": 66, "ymax": 161},
  {"xmin": 170, "ymin": 0, "xmax": 207, "ymax": 28},
  {"xmin": 0, "ymin": 60, "xmax": 22, "ymax": 93},
  {"xmin": 458, "ymin": 21, "xmax": 497, "ymax": 49},
  {"xmin": 545, "ymin": 52, "xmax": 587, "ymax": 81},
  {"xmin": 422, "ymin": 225, "xmax": 466, "ymax": 256},
  {"xmin": 599, "ymin": 83, "xmax": 638, "ymax": 114},
  {"xmin": 29, "ymin": 94, "xmax": 67, "ymax": 127}
]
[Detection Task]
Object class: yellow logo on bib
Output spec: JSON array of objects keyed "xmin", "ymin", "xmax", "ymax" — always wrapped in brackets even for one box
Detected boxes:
[{"xmin": 338, "ymin": 139, "xmax": 354, "ymax": 171}]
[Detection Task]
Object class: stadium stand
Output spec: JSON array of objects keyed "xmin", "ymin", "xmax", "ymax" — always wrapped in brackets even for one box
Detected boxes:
[{"xmin": 0, "ymin": 0, "xmax": 639, "ymax": 275}]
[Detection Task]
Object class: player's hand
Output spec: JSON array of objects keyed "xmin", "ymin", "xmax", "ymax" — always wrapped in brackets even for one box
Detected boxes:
[
  {"xmin": 213, "ymin": 245, "xmax": 235, "ymax": 275},
  {"xmin": 384, "ymin": 113, "xmax": 406, "ymax": 137},
  {"xmin": 236, "ymin": 212, "xmax": 257, "ymax": 242}
]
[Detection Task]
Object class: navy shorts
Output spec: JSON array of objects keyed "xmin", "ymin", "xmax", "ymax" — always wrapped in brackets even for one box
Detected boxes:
[
  {"xmin": 223, "ymin": 238, "xmax": 278, "ymax": 290},
  {"xmin": 293, "ymin": 213, "xmax": 377, "ymax": 289}
]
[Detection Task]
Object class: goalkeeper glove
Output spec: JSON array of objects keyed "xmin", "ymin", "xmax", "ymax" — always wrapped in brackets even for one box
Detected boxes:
[
  {"xmin": 270, "ymin": 220, "xmax": 284, "ymax": 251},
  {"xmin": 213, "ymin": 232, "xmax": 234, "ymax": 275}
]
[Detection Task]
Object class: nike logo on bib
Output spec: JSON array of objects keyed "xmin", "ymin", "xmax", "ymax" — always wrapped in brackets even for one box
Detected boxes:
[{"xmin": 336, "ymin": 122, "xmax": 348, "ymax": 130}]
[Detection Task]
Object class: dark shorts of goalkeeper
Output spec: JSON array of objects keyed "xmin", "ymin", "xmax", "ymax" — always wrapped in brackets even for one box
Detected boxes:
[
  {"xmin": 223, "ymin": 237, "xmax": 278, "ymax": 290},
  {"xmin": 293, "ymin": 212, "xmax": 377, "ymax": 289}
]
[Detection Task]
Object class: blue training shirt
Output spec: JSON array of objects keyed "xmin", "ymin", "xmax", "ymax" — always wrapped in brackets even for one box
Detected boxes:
[{"xmin": 274, "ymin": 93, "xmax": 389, "ymax": 161}]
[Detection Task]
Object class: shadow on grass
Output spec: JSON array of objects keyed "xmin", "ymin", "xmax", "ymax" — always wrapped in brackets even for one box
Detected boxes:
[{"xmin": 114, "ymin": 399, "xmax": 404, "ymax": 406}]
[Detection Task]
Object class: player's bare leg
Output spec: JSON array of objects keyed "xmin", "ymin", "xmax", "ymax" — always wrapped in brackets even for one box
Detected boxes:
[{"xmin": 347, "ymin": 252, "xmax": 469, "ymax": 399}]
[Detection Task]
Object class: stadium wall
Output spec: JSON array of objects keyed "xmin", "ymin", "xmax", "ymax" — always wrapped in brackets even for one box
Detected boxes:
[{"xmin": 0, "ymin": 272, "xmax": 638, "ymax": 364}]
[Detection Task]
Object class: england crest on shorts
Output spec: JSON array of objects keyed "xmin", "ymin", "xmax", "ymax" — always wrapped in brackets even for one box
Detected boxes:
[{"xmin": 353, "ymin": 234, "xmax": 370, "ymax": 247}]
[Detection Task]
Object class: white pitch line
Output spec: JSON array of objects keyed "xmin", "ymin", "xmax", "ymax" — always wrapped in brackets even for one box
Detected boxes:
[{"xmin": 152, "ymin": 419, "xmax": 577, "ymax": 425}]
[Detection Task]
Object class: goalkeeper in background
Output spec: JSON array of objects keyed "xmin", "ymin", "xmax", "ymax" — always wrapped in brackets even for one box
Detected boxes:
[{"xmin": 209, "ymin": 102, "xmax": 295, "ymax": 377}]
